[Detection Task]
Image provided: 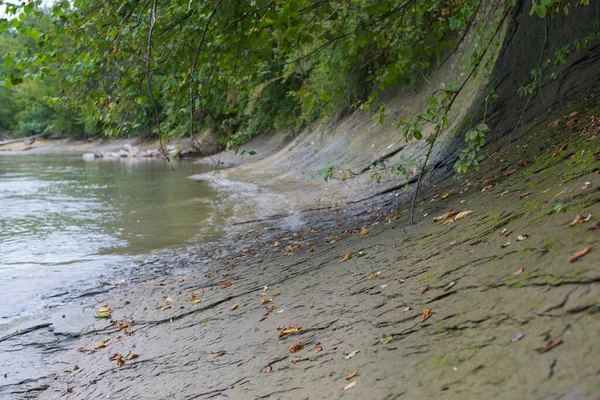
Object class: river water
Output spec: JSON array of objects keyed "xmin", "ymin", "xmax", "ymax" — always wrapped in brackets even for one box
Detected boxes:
[{"xmin": 0, "ymin": 154, "xmax": 232, "ymax": 331}]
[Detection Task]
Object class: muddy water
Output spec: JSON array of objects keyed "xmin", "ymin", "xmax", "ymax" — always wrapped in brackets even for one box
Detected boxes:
[{"xmin": 0, "ymin": 154, "xmax": 232, "ymax": 330}]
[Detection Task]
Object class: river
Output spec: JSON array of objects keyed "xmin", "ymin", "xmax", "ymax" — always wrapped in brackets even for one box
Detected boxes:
[{"xmin": 0, "ymin": 154, "xmax": 232, "ymax": 331}]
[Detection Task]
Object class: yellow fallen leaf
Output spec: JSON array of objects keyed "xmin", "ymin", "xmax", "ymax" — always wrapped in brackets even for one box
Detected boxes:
[
  {"xmin": 272, "ymin": 290, "xmax": 281, "ymax": 297},
  {"xmin": 433, "ymin": 209, "xmax": 458, "ymax": 222},
  {"xmin": 454, "ymin": 210, "xmax": 474, "ymax": 221},
  {"xmin": 278, "ymin": 325, "xmax": 301, "ymax": 337},
  {"xmin": 94, "ymin": 341, "xmax": 108, "ymax": 349},
  {"xmin": 367, "ymin": 271, "xmax": 381, "ymax": 280},
  {"xmin": 97, "ymin": 307, "xmax": 111, "ymax": 313},
  {"xmin": 160, "ymin": 305, "xmax": 171, "ymax": 311},
  {"xmin": 340, "ymin": 253, "xmax": 352, "ymax": 262},
  {"xmin": 422, "ymin": 308, "xmax": 432, "ymax": 322}
]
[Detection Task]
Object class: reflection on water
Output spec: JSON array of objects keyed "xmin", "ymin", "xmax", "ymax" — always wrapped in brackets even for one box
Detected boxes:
[{"xmin": 0, "ymin": 154, "xmax": 227, "ymax": 329}]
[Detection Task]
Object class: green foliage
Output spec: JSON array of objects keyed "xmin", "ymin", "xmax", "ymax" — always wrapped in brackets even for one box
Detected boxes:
[{"xmin": 454, "ymin": 123, "xmax": 489, "ymax": 175}]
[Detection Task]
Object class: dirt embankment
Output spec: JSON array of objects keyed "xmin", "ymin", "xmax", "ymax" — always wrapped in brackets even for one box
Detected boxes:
[{"xmin": 1, "ymin": 3, "xmax": 599, "ymax": 400}]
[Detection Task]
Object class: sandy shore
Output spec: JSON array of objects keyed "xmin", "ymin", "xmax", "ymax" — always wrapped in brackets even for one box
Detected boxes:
[{"xmin": 1, "ymin": 106, "xmax": 598, "ymax": 400}]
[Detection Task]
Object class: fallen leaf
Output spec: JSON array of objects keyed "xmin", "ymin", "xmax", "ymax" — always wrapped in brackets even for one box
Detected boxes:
[
  {"xmin": 125, "ymin": 353, "xmax": 138, "ymax": 361},
  {"xmin": 76, "ymin": 347, "xmax": 88, "ymax": 353},
  {"xmin": 359, "ymin": 226, "xmax": 370, "ymax": 236},
  {"xmin": 433, "ymin": 210, "xmax": 458, "ymax": 222},
  {"xmin": 380, "ymin": 336, "xmax": 393, "ymax": 344},
  {"xmin": 454, "ymin": 210, "xmax": 474, "ymax": 221},
  {"xmin": 272, "ymin": 290, "xmax": 281, "ymax": 297},
  {"xmin": 265, "ymin": 305, "xmax": 276, "ymax": 313},
  {"xmin": 219, "ymin": 282, "xmax": 232, "ymax": 289},
  {"xmin": 278, "ymin": 325, "xmax": 301, "ymax": 337},
  {"xmin": 499, "ymin": 228, "xmax": 507, "ymax": 236},
  {"xmin": 513, "ymin": 267, "xmax": 523, "ymax": 276},
  {"xmin": 569, "ymin": 246, "xmax": 592, "ymax": 262},
  {"xmin": 367, "ymin": 271, "xmax": 381, "ymax": 280},
  {"xmin": 520, "ymin": 192, "xmax": 531, "ymax": 199},
  {"xmin": 403, "ymin": 307, "xmax": 411, "ymax": 312},
  {"xmin": 345, "ymin": 369, "xmax": 359, "ymax": 380},
  {"xmin": 518, "ymin": 160, "xmax": 528, "ymax": 167},
  {"xmin": 343, "ymin": 350, "xmax": 360, "ymax": 360},
  {"xmin": 315, "ymin": 345, "xmax": 323, "ymax": 353},
  {"xmin": 212, "ymin": 351, "xmax": 225, "ymax": 359},
  {"xmin": 288, "ymin": 343, "xmax": 303, "ymax": 353},
  {"xmin": 469, "ymin": 239, "xmax": 482, "ymax": 246},
  {"xmin": 260, "ymin": 298, "xmax": 272, "ymax": 305},
  {"xmin": 588, "ymin": 221, "xmax": 600, "ymax": 230},
  {"xmin": 583, "ymin": 214, "xmax": 592, "ymax": 222},
  {"xmin": 422, "ymin": 308, "xmax": 432, "ymax": 322},
  {"xmin": 580, "ymin": 181, "xmax": 592, "ymax": 190},
  {"xmin": 229, "ymin": 304, "xmax": 239, "ymax": 311},
  {"xmin": 94, "ymin": 312, "xmax": 111, "ymax": 319},
  {"xmin": 177, "ymin": 278, "xmax": 185, "ymax": 283},
  {"xmin": 160, "ymin": 305, "xmax": 171, "ymax": 311},
  {"xmin": 481, "ymin": 185, "xmax": 494, "ymax": 192},
  {"xmin": 420, "ymin": 285, "xmax": 430, "ymax": 294},
  {"xmin": 340, "ymin": 253, "xmax": 352, "ymax": 262},
  {"xmin": 265, "ymin": 365, "xmax": 272, "ymax": 373},
  {"xmin": 165, "ymin": 297, "xmax": 175, "ymax": 304},
  {"xmin": 442, "ymin": 219, "xmax": 454, "ymax": 226},
  {"xmin": 504, "ymin": 169, "xmax": 516, "ymax": 176},
  {"xmin": 343, "ymin": 381, "xmax": 357, "ymax": 391},
  {"xmin": 516, "ymin": 234, "xmax": 528, "ymax": 241},
  {"xmin": 568, "ymin": 215, "xmax": 585, "ymax": 227},
  {"xmin": 441, "ymin": 192, "xmax": 453, "ymax": 199},
  {"xmin": 536, "ymin": 338, "xmax": 563, "ymax": 353},
  {"xmin": 501, "ymin": 241, "xmax": 511, "ymax": 248},
  {"xmin": 510, "ymin": 333, "xmax": 524, "ymax": 342},
  {"xmin": 94, "ymin": 341, "xmax": 108, "ymax": 349}
]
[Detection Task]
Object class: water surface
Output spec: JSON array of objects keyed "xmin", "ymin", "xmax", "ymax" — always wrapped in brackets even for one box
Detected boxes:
[{"xmin": 0, "ymin": 154, "xmax": 229, "ymax": 329}]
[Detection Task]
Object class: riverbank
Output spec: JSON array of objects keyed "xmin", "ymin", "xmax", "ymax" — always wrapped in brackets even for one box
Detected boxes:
[{"xmin": 1, "ymin": 103, "xmax": 599, "ymax": 399}]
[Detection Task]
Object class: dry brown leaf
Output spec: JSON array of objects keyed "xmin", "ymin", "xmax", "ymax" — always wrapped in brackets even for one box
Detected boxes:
[
  {"xmin": 569, "ymin": 246, "xmax": 592, "ymax": 263},
  {"xmin": 441, "ymin": 192, "xmax": 453, "ymax": 199},
  {"xmin": 536, "ymin": 339, "xmax": 563, "ymax": 353},
  {"xmin": 177, "ymin": 278, "xmax": 185, "ymax": 283},
  {"xmin": 289, "ymin": 343, "xmax": 304, "ymax": 353},
  {"xmin": 291, "ymin": 357, "xmax": 303, "ymax": 363},
  {"xmin": 229, "ymin": 304, "xmax": 239, "ymax": 311},
  {"xmin": 340, "ymin": 253, "xmax": 352, "ymax": 262},
  {"xmin": 265, "ymin": 365, "xmax": 273, "ymax": 373},
  {"xmin": 254, "ymin": 327, "xmax": 260, "ymax": 332},
  {"xmin": 504, "ymin": 169, "xmax": 516, "ymax": 176},
  {"xmin": 265, "ymin": 305, "xmax": 276, "ymax": 313},
  {"xmin": 501, "ymin": 241, "xmax": 511, "ymax": 248},
  {"xmin": 160, "ymin": 305, "xmax": 171, "ymax": 311},
  {"xmin": 469, "ymin": 239, "xmax": 482, "ymax": 246},
  {"xmin": 343, "ymin": 381, "xmax": 357, "ymax": 391},
  {"xmin": 422, "ymin": 308, "xmax": 432, "ymax": 322},
  {"xmin": 454, "ymin": 210, "xmax": 474, "ymax": 221},
  {"xmin": 481, "ymin": 185, "xmax": 494, "ymax": 192},
  {"xmin": 212, "ymin": 351, "xmax": 225, "ymax": 359},
  {"xmin": 94, "ymin": 341, "xmax": 108, "ymax": 349},
  {"xmin": 278, "ymin": 325, "xmax": 301, "ymax": 337},
  {"xmin": 420, "ymin": 285, "xmax": 430, "ymax": 294},
  {"xmin": 260, "ymin": 298, "xmax": 272, "ymax": 305},
  {"xmin": 165, "ymin": 297, "xmax": 175, "ymax": 303},
  {"xmin": 433, "ymin": 209, "xmax": 458, "ymax": 222},
  {"xmin": 126, "ymin": 353, "xmax": 138, "ymax": 361},
  {"xmin": 520, "ymin": 192, "xmax": 531, "ymax": 199},
  {"xmin": 218, "ymin": 282, "xmax": 232, "ymax": 289},
  {"xmin": 359, "ymin": 226, "xmax": 370, "ymax": 236},
  {"xmin": 513, "ymin": 267, "xmax": 523, "ymax": 276},
  {"xmin": 589, "ymin": 221, "xmax": 600, "ymax": 230},
  {"xmin": 568, "ymin": 215, "xmax": 584, "ymax": 227},
  {"xmin": 345, "ymin": 369, "xmax": 359, "ymax": 381},
  {"xmin": 315, "ymin": 345, "xmax": 323, "ymax": 353},
  {"xmin": 272, "ymin": 290, "xmax": 281, "ymax": 297},
  {"xmin": 367, "ymin": 271, "xmax": 380, "ymax": 280},
  {"xmin": 442, "ymin": 219, "xmax": 454, "ymax": 226}
]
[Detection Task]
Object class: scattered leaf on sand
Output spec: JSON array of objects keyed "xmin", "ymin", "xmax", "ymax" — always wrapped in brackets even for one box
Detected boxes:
[
  {"xmin": 583, "ymin": 214, "xmax": 592, "ymax": 222},
  {"xmin": 504, "ymin": 169, "xmax": 516, "ymax": 176},
  {"xmin": 536, "ymin": 339, "xmax": 563, "ymax": 353},
  {"xmin": 343, "ymin": 381, "xmax": 357, "ymax": 391},
  {"xmin": 520, "ymin": 192, "xmax": 531, "ymax": 199},
  {"xmin": 367, "ymin": 271, "xmax": 381, "ymax": 280},
  {"xmin": 288, "ymin": 343, "xmax": 303, "ymax": 353},
  {"xmin": 516, "ymin": 234, "xmax": 528, "ymax": 241},
  {"xmin": 422, "ymin": 308, "xmax": 432, "ymax": 322},
  {"xmin": 380, "ymin": 336, "xmax": 393, "ymax": 344},
  {"xmin": 265, "ymin": 305, "xmax": 276, "ymax": 313},
  {"xmin": 315, "ymin": 345, "xmax": 323, "ymax": 353},
  {"xmin": 420, "ymin": 285, "xmax": 430, "ymax": 294},
  {"xmin": 165, "ymin": 297, "xmax": 175, "ymax": 304},
  {"xmin": 569, "ymin": 246, "xmax": 592, "ymax": 263},
  {"xmin": 470, "ymin": 239, "xmax": 482, "ymax": 246},
  {"xmin": 278, "ymin": 325, "xmax": 301, "ymax": 337},
  {"xmin": 433, "ymin": 210, "xmax": 458, "ymax": 222},
  {"xmin": 94, "ymin": 341, "xmax": 108, "ymax": 349},
  {"xmin": 589, "ymin": 221, "xmax": 600, "ymax": 230},
  {"xmin": 218, "ymin": 282, "xmax": 232, "ymax": 289},
  {"xmin": 481, "ymin": 185, "xmax": 494, "ymax": 192},
  {"xmin": 343, "ymin": 350, "xmax": 360, "ymax": 360},
  {"xmin": 261, "ymin": 298, "xmax": 272, "ymax": 305},
  {"xmin": 229, "ymin": 304, "xmax": 239, "ymax": 311},
  {"xmin": 126, "ymin": 353, "xmax": 139, "ymax": 360},
  {"xmin": 443, "ymin": 282, "xmax": 455, "ymax": 291},
  {"xmin": 212, "ymin": 351, "xmax": 226, "ymax": 359},
  {"xmin": 359, "ymin": 226, "xmax": 370, "ymax": 236},
  {"xmin": 454, "ymin": 210, "xmax": 474, "ymax": 221},
  {"xmin": 98, "ymin": 307, "xmax": 111, "ymax": 313},
  {"xmin": 403, "ymin": 307, "xmax": 411, "ymax": 312},
  {"xmin": 345, "ymin": 369, "xmax": 359, "ymax": 380},
  {"xmin": 340, "ymin": 253, "xmax": 352, "ymax": 262},
  {"xmin": 513, "ymin": 267, "xmax": 524, "ymax": 276},
  {"xmin": 580, "ymin": 181, "xmax": 592, "ymax": 190},
  {"xmin": 272, "ymin": 290, "xmax": 281, "ymax": 297},
  {"xmin": 568, "ymin": 215, "xmax": 585, "ymax": 227},
  {"xmin": 442, "ymin": 219, "xmax": 454, "ymax": 226},
  {"xmin": 265, "ymin": 365, "xmax": 273, "ymax": 373},
  {"xmin": 160, "ymin": 305, "xmax": 171, "ymax": 311},
  {"xmin": 441, "ymin": 192, "xmax": 453, "ymax": 199},
  {"xmin": 94, "ymin": 312, "xmax": 111, "ymax": 319},
  {"xmin": 501, "ymin": 241, "xmax": 511, "ymax": 248},
  {"xmin": 73, "ymin": 365, "xmax": 79, "ymax": 371},
  {"xmin": 291, "ymin": 357, "xmax": 303, "ymax": 363},
  {"xmin": 510, "ymin": 333, "xmax": 524, "ymax": 343}
]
